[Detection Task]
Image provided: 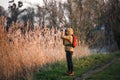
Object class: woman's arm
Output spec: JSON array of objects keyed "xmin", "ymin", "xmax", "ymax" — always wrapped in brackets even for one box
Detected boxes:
[{"xmin": 61, "ymin": 31, "xmax": 70, "ymax": 41}]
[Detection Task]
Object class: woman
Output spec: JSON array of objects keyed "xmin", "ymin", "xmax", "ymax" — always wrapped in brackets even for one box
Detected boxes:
[{"xmin": 61, "ymin": 27, "xmax": 74, "ymax": 76}]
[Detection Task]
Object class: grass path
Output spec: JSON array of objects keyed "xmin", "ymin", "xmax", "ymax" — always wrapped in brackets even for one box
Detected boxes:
[
  {"xmin": 34, "ymin": 53, "xmax": 120, "ymax": 80},
  {"xmin": 74, "ymin": 57, "xmax": 120, "ymax": 80}
]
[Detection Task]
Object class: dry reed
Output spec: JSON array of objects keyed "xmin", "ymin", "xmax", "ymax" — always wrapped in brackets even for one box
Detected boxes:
[{"xmin": 0, "ymin": 16, "xmax": 89, "ymax": 80}]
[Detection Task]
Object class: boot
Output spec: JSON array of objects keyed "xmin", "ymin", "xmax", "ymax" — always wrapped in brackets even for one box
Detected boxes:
[
  {"xmin": 66, "ymin": 71, "xmax": 70, "ymax": 75},
  {"xmin": 68, "ymin": 71, "xmax": 74, "ymax": 76}
]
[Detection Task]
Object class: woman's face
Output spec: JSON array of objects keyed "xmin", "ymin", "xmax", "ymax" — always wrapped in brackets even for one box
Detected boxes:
[
  {"xmin": 65, "ymin": 28, "xmax": 70, "ymax": 35},
  {"xmin": 65, "ymin": 29, "xmax": 68, "ymax": 35}
]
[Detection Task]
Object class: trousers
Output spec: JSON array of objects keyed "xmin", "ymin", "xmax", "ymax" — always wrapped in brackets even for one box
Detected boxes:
[{"xmin": 66, "ymin": 51, "xmax": 73, "ymax": 73}]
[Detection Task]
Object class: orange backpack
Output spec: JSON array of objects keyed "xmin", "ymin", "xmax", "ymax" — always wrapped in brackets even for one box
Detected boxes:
[{"xmin": 72, "ymin": 34, "xmax": 77, "ymax": 48}]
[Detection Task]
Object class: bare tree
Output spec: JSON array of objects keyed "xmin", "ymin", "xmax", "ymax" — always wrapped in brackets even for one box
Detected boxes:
[
  {"xmin": 0, "ymin": 6, "xmax": 6, "ymax": 16},
  {"xmin": 101, "ymin": 0, "xmax": 120, "ymax": 49}
]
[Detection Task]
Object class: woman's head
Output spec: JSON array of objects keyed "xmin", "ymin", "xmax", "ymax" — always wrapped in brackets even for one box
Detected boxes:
[{"xmin": 66, "ymin": 27, "xmax": 73, "ymax": 35}]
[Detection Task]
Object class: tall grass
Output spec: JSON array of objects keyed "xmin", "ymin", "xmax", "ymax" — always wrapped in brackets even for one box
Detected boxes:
[{"xmin": 0, "ymin": 16, "xmax": 89, "ymax": 80}]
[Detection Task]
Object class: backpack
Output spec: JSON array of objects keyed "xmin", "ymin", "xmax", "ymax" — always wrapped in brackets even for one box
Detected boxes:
[
  {"xmin": 72, "ymin": 34, "xmax": 77, "ymax": 48},
  {"xmin": 62, "ymin": 34, "xmax": 78, "ymax": 48}
]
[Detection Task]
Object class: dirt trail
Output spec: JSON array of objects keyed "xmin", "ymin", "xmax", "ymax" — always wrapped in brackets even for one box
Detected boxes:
[{"xmin": 73, "ymin": 57, "xmax": 120, "ymax": 80}]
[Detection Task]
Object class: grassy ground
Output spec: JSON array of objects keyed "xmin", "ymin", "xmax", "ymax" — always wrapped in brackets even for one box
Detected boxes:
[
  {"xmin": 87, "ymin": 58, "xmax": 120, "ymax": 80},
  {"xmin": 34, "ymin": 53, "xmax": 120, "ymax": 80}
]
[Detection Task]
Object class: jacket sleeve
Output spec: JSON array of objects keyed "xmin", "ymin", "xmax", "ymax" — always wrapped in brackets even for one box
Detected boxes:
[{"xmin": 61, "ymin": 31, "xmax": 71, "ymax": 41}]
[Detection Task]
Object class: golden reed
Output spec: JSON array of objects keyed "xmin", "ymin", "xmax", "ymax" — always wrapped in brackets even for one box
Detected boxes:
[{"xmin": 0, "ymin": 16, "xmax": 89, "ymax": 80}]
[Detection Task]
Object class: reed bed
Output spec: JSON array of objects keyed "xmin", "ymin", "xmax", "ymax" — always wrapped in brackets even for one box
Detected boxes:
[{"xmin": 0, "ymin": 16, "xmax": 89, "ymax": 80}]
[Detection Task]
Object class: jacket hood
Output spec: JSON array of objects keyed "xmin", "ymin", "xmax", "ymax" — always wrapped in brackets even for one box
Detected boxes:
[{"xmin": 67, "ymin": 28, "xmax": 73, "ymax": 35}]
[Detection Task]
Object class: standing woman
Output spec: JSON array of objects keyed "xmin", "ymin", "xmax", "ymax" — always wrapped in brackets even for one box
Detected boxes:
[{"xmin": 61, "ymin": 27, "xmax": 74, "ymax": 76}]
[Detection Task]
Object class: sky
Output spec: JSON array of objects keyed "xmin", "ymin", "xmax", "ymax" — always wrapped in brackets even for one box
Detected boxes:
[
  {"xmin": 0, "ymin": 0, "xmax": 44, "ymax": 10},
  {"xmin": 0, "ymin": 0, "xmax": 67, "ymax": 10}
]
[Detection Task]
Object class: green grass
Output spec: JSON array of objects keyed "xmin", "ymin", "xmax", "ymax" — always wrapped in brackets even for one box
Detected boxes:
[
  {"xmin": 34, "ymin": 53, "xmax": 120, "ymax": 80},
  {"xmin": 87, "ymin": 58, "xmax": 120, "ymax": 80}
]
